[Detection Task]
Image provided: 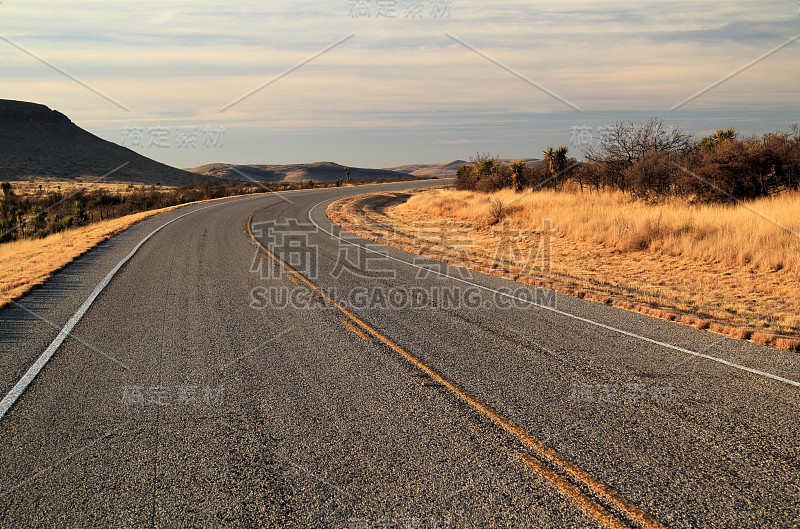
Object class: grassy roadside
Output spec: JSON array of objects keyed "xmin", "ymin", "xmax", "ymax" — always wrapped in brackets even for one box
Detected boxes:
[
  {"xmin": 0, "ymin": 186, "xmax": 275, "ymax": 310},
  {"xmin": 406, "ymin": 187, "xmax": 800, "ymax": 274},
  {"xmin": 327, "ymin": 188, "xmax": 800, "ymax": 351},
  {"xmin": 0, "ymin": 203, "xmax": 190, "ymax": 310},
  {"xmin": 0, "ymin": 179, "xmax": 417, "ymax": 311}
]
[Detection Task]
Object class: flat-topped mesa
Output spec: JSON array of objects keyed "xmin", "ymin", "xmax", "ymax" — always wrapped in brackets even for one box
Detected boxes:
[{"xmin": 0, "ymin": 100, "xmax": 71, "ymax": 124}]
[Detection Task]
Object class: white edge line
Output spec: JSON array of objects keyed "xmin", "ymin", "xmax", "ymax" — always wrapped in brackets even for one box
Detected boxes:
[
  {"xmin": 307, "ymin": 199, "xmax": 800, "ymax": 389},
  {"xmin": 0, "ymin": 196, "xmax": 257, "ymax": 420}
]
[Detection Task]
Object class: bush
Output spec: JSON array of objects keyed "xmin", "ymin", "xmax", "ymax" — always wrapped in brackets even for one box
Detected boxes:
[
  {"xmin": 455, "ymin": 164, "xmax": 475, "ymax": 190},
  {"xmin": 623, "ymin": 150, "xmax": 678, "ymax": 199},
  {"xmin": 687, "ymin": 139, "xmax": 759, "ymax": 201},
  {"xmin": 488, "ymin": 198, "xmax": 506, "ymax": 224}
]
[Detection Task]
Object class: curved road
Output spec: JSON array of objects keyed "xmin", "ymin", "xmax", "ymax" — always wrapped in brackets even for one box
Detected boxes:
[{"xmin": 0, "ymin": 181, "xmax": 798, "ymax": 528}]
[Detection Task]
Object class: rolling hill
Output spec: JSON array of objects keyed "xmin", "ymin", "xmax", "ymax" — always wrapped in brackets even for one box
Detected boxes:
[
  {"xmin": 388, "ymin": 160, "xmax": 468, "ymax": 179},
  {"xmin": 189, "ymin": 162, "xmax": 415, "ymax": 183},
  {"xmin": 389, "ymin": 158, "xmax": 543, "ymax": 179}
]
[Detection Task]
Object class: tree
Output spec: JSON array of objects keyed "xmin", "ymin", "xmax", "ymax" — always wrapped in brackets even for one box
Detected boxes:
[
  {"xmin": 542, "ymin": 146, "xmax": 569, "ymax": 188},
  {"xmin": 543, "ymin": 147, "xmax": 556, "ymax": 177},
  {"xmin": 583, "ymin": 119, "xmax": 693, "ymax": 192},
  {"xmin": 688, "ymin": 139, "xmax": 758, "ymax": 201},
  {"xmin": 1, "ymin": 182, "xmax": 16, "ymax": 231},
  {"xmin": 455, "ymin": 164, "xmax": 476, "ymax": 190},
  {"xmin": 555, "ymin": 146, "xmax": 568, "ymax": 172},
  {"xmin": 468, "ymin": 152, "xmax": 500, "ymax": 191},
  {"xmin": 510, "ymin": 160, "xmax": 526, "ymax": 192},
  {"xmin": 575, "ymin": 162, "xmax": 602, "ymax": 192},
  {"xmin": 623, "ymin": 150, "xmax": 677, "ymax": 198},
  {"xmin": 700, "ymin": 128, "xmax": 737, "ymax": 151},
  {"xmin": 555, "ymin": 146, "xmax": 569, "ymax": 187}
]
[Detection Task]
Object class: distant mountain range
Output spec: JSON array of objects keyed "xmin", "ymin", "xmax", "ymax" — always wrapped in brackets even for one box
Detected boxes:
[
  {"xmin": 188, "ymin": 162, "xmax": 413, "ymax": 183},
  {"xmin": 1, "ymin": 99, "xmax": 541, "ymax": 187},
  {"xmin": 0, "ymin": 100, "xmax": 419, "ymax": 186},
  {"xmin": 0, "ymin": 99, "xmax": 199, "ymax": 186}
]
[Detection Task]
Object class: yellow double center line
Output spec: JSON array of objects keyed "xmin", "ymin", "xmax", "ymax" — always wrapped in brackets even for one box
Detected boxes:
[{"xmin": 246, "ymin": 207, "xmax": 668, "ymax": 529}]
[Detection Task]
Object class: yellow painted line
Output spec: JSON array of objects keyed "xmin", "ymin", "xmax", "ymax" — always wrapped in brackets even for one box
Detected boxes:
[
  {"xmin": 246, "ymin": 207, "xmax": 667, "ymax": 529},
  {"xmin": 288, "ymin": 274, "xmax": 302, "ymax": 284},
  {"xmin": 518, "ymin": 453, "xmax": 630, "ymax": 529},
  {"xmin": 342, "ymin": 319, "xmax": 373, "ymax": 341}
]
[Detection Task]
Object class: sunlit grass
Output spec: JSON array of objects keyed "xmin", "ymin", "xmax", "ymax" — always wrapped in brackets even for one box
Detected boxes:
[
  {"xmin": 401, "ymin": 187, "xmax": 800, "ymax": 274},
  {"xmin": 0, "ymin": 207, "xmax": 177, "ymax": 309}
]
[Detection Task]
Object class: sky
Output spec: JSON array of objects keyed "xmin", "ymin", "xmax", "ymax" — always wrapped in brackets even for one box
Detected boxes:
[{"xmin": 1, "ymin": 1, "xmax": 799, "ymax": 169}]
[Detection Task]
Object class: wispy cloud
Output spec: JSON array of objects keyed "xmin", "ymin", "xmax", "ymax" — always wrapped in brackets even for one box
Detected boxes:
[{"xmin": 3, "ymin": 0, "xmax": 798, "ymax": 167}]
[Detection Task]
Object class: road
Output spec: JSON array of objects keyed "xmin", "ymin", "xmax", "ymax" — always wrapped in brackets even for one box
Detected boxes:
[{"xmin": 1, "ymin": 180, "xmax": 799, "ymax": 528}]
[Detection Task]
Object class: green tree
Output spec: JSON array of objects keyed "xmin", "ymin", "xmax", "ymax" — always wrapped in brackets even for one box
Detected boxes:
[{"xmin": 700, "ymin": 128, "xmax": 737, "ymax": 151}]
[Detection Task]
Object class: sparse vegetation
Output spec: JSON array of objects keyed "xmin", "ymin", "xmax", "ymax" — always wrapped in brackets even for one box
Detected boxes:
[
  {"xmin": 456, "ymin": 119, "xmax": 800, "ymax": 204},
  {"xmin": 0, "ymin": 180, "xmax": 260, "ymax": 244},
  {"xmin": 400, "ymin": 187, "xmax": 800, "ymax": 274},
  {"xmin": 422, "ymin": 119, "xmax": 800, "ymax": 337},
  {"xmin": 0, "ymin": 175, "xmax": 414, "ymax": 244},
  {"xmin": 0, "ymin": 205, "xmax": 188, "ymax": 310}
]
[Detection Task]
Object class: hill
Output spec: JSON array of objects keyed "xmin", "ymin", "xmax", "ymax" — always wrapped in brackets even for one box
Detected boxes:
[
  {"xmin": 388, "ymin": 160, "xmax": 467, "ymax": 179},
  {"xmin": 189, "ymin": 162, "xmax": 414, "ymax": 183},
  {"xmin": 0, "ymin": 99, "xmax": 200, "ymax": 186},
  {"xmin": 389, "ymin": 159, "xmax": 542, "ymax": 179}
]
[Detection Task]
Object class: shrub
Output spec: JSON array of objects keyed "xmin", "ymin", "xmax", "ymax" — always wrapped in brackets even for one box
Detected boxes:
[
  {"xmin": 488, "ymin": 198, "xmax": 506, "ymax": 224},
  {"xmin": 623, "ymin": 150, "xmax": 678, "ymax": 199},
  {"xmin": 455, "ymin": 164, "xmax": 475, "ymax": 191}
]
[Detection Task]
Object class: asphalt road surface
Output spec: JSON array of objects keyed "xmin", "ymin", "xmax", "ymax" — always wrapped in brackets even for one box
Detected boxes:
[{"xmin": 1, "ymin": 180, "xmax": 799, "ymax": 528}]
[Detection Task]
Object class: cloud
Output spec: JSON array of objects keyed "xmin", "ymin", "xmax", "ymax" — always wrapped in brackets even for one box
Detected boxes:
[{"xmin": 2, "ymin": 0, "xmax": 798, "ymax": 167}]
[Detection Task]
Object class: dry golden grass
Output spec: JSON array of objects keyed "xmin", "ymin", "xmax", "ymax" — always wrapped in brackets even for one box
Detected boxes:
[
  {"xmin": 328, "ymin": 188, "xmax": 800, "ymax": 347},
  {"xmin": 402, "ymin": 187, "xmax": 800, "ymax": 274},
  {"xmin": 10, "ymin": 179, "xmax": 169, "ymax": 199},
  {"xmin": 0, "ymin": 205, "xmax": 184, "ymax": 310}
]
